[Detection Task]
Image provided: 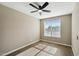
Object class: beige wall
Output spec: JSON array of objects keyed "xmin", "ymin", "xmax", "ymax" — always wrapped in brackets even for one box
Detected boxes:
[
  {"xmin": 40, "ymin": 14, "xmax": 72, "ymax": 46},
  {"xmin": 72, "ymin": 3, "xmax": 79, "ymax": 56},
  {"xmin": 0, "ymin": 5, "xmax": 40, "ymax": 55}
]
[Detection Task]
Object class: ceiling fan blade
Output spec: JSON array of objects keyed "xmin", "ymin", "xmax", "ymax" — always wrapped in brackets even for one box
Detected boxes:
[
  {"xmin": 34, "ymin": 2, "xmax": 41, "ymax": 9},
  {"xmin": 30, "ymin": 10, "xmax": 38, "ymax": 13},
  {"xmin": 29, "ymin": 3, "xmax": 39, "ymax": 9},
  {"xmin": 42, "ymin": 10, "xmax": 51, "ymax": 12},
  {"xmin": 41, "ymin": 2, "xmax": 49, "ymax": 9}
]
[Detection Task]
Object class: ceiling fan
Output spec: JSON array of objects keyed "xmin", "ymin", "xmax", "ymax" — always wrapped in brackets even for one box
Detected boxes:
[{"xmin": 29, "ymin": 2, "xmax": 51, "ymax": 15}]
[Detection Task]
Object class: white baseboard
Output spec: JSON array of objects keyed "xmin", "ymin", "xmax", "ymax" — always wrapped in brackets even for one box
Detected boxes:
[
  {"xmin": 41, "ymin": 39, "xmax": 71, "ymax": 47},
  {"xmin": 71, "ymin": 45, "xmax": 75, "ymax": 56},
  {"xmin": 2, "ymin": 40, "xmax": 39, "ymax": 56}
]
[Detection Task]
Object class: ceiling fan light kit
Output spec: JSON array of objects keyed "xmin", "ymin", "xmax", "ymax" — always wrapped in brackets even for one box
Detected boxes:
[{"xmin": 29, "ymin": 2, "xmax": 51, "ymax": 15}]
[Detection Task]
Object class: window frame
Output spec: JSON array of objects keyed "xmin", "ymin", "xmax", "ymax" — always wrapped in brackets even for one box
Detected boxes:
[{"xmin": 44, "ymin": 17, "xmax": 61, "ymax": 38}]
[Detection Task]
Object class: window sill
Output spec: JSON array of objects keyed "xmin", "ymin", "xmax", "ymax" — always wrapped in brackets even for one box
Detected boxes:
[{"xmin": 44, "ymin": 36, "xmax": 61, "ymax": 39}]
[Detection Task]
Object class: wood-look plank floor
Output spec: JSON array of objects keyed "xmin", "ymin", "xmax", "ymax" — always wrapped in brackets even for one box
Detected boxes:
[{"xmin": 7, "ymin": 41, "xmax": 73, "ymax": 56}]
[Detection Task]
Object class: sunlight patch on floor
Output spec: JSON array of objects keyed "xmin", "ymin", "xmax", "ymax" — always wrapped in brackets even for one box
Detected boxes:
[
  {"xmin": 16, "ymin": 47, "xmax": 40, "ymax": 56},
  {"xmin": 43, "ymin": 46, "xmax": 58, "ymax": 55}
]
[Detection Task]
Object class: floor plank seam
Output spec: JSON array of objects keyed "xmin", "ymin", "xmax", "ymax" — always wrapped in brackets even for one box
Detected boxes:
[{"xmin": 34, "ymin": 46, "xmax": 47, "ymax": 56}]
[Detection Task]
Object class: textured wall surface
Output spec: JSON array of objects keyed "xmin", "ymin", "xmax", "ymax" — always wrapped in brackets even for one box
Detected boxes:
[{"xmin": 0, "ymin": 5, "xmax": 40, "ymax": 55}]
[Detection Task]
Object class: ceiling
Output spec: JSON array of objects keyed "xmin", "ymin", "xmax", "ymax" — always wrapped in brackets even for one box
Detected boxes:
[{"xmin": 0, "ymin": 2, "xmax": 75, "ymax": 19}]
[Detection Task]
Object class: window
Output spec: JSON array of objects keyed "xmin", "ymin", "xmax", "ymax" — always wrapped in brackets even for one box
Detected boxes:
[{"xmin": 44, "ymin": 17, "xmax": 61, "ymax": 38}]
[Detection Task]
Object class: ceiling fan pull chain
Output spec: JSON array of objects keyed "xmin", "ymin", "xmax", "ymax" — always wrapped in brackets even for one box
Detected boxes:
[{"xmin": 39, "ymin": 12, "xmax": 42, "ymax": 15}]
